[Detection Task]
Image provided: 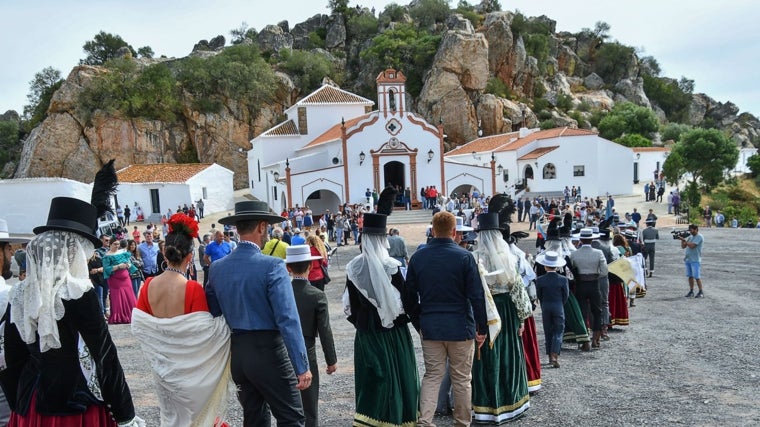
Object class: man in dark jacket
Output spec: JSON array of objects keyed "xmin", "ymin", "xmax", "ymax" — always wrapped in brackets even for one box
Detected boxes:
[{"xmin": 406, "ymin": 211, "xmax": 487, "ymax": 426}]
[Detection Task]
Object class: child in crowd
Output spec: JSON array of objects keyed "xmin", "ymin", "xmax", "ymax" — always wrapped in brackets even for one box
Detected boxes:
[
  {"xmin": 284, "ymin": 245, "xmax": 338, "ymax": 427},
  {"xmin": 535, "ymin": 251, "xmax": 569, "ymax": 368}
]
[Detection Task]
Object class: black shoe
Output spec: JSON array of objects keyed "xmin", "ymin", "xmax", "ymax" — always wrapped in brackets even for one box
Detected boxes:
[
  {"xmin": 685, "ymin": 290, "xmax": 694, "ymax": 298},
  {"xmin": 695, "ymin": 291, "xmax": 704, "ymax": 298}
]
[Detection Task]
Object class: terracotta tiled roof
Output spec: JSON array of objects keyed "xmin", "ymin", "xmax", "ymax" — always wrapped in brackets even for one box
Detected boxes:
[
  {"xmin": 298, "ymin": 85, "xmax": 374, "ymax": 105},
  {"xmin": 116, "ymin": 163, "xmax": 213, "ymax": 183},
  {"xmin": 445, "ymin": 131, "xmax": 520, "ymax": 156},
  {"xmin": 495, "ymin": 127, "xmax": 597, "ymax": 153},
  {"xmin": 302, "ymin": 114, "xmax": 372, "ymax": 148},
  {"xmin": 632, "ymin": 146, "xmax": 669, "ymax": 152},
  {"xmin": 518, "ymin": 146, "xmax": 559, "ymax": 160},
  {"xmin": 263, "ymin": 119, "xmax": 299, "ymax": 136}
]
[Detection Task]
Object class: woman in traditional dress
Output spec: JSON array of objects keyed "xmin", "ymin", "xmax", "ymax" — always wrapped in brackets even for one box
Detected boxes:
[
  {"xmin": 132, "ymin": 213, "xmax": 232, "ymax": 427},
  {"xmin": 609, "ymin": 234, "xmax": 631, "ymax": 328},
  {"xmin": 472, "ymin": 212, "xmax": 531, "ymax": 424},
  {"xmin": 102, "ymin": 238, "xmax": 137, "ymax": 324},
  {"xmin": 1, "ymin": 163, "xmax": 145, "ymax": 427},
  {"xmin": 344, "ymin": 200, "xmax": 418, "ymax": 427},
  {"xmin": 127, "ymin": 239, "xmax": 143, "ymax": 297}
]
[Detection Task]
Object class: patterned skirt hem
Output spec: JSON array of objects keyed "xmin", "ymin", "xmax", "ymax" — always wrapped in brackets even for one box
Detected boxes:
[{"xmin": 473, "ymin": 398, "xmax": 530, "ymax": 425}]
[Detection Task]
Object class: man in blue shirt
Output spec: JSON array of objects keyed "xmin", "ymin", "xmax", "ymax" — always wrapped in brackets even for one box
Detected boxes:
[
  {"xmin": 137, "ymin": 231, "xmax": 159, "ymax": 279},
  {"xmin": 206, "ymin": 201, "xmax": 310, "ymax": 425},
  {"xmin": 291, "ymin": 228, "xmax": 305, "ymax": 246},
  {"xmin": 204, "ymin": 230, "xmax": 231, "ymax": 265},
  {"xmin": 679, "ymin": 224, "xmax": 705, "ymax": 298}
]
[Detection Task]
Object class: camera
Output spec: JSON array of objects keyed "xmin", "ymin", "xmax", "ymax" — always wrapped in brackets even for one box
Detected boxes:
[{"xmin": 671, "ymin": 229, "xmax": 690, "ymax": 239}]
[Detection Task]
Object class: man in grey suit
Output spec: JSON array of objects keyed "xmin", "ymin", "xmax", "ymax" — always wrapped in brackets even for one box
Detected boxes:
[{"xmin": 570, "ymin": 228, "xmax": 608, "ymax": 349}]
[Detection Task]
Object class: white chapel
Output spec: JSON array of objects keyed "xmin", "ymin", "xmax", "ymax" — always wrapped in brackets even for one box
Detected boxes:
[{"xmin": 247, "ymin": 69, "xmax": 494, "ymax": 213}]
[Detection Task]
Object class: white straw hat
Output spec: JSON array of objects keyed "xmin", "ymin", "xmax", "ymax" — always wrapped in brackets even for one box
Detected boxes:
[{"xmin": 284, "ymin": 245, "xmax": 322, "ymax": 263}]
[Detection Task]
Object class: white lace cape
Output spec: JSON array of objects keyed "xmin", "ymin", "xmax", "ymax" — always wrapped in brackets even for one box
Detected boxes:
[{"xmin": 131, "ymin": 309, "xmax": 233, "ymax": 427}]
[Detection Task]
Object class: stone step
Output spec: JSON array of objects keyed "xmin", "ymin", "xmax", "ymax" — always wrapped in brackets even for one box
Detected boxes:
[
  {"xmin": 386, "ymin": 208, "xmax": 434, "ymax": 225},
  {"xmin": 520, "ymin": 190, "xmax": 565, "ymax": 200}
]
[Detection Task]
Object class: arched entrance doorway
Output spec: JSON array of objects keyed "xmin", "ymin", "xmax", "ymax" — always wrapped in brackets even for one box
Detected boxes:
[
  {"xmin": 305, "ymin": 189, "xmax": 341, "ymax": 216},
  {"xmin": 383, "ymin": 161, "xmax": 405, "ymax": 207},
  {"xmin": 449, "ymin": 184, "xmax": 480, "ymax": 200}
]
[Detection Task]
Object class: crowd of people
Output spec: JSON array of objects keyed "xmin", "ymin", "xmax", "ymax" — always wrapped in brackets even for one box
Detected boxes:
[{"xmin": 0, "ymin": 168, "xmax": 721, "ymax": 427}]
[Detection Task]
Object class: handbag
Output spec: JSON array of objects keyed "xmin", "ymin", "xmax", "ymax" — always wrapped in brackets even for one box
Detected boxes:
[{"xmin": 320, "ymin": 262, "xmax": 331, "ymax": 284}]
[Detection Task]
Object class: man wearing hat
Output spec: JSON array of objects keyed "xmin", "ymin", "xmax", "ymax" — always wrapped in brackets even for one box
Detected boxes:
[
  {"xmin": 345, "ymin": 188, "xmax": 419, "ymax": 426},
  {"xmin": 291, "ymin": 227, "xmax": 305, "ymax": 246},
  {"xmin": 205, "ymin": 201, "xmax": 311, "ymax": 425},
  {"xmin": 642, "ymin": 218, "xmax": 659, "ymax": 277},
  {"xmin": 570, "ymin": 228, "xmax": 608, "ymax": 349},
  {"xmin": 535, "ymin": 251, "xmax": 569, "ymax": 368},
  {"xmin": 592, "ymin": 218, "xmax": 618, "ymax": 340},
  {"xmin": 284, "ymin": 245, "xmax": 337, "ymax": 427}
]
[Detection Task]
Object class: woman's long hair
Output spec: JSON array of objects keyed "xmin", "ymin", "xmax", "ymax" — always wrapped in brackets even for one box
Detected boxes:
[{"xmin": 307, "ymin": 234, "xmax": 327, "ymax": 259}]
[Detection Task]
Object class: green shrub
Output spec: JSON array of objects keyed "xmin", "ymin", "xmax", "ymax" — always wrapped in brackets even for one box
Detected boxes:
[
  {"xmin": 614, "ymin": 133, "xmax": 652, "ymax": 147},
  {"xmin": 569, "ymin": 111, "xmax": 585, "ymax": 127},
  {"xmin": 598, "ymin": 102, "xmax": 659, "ymax": 141},
  {"xmin": 660, "ymin": 122, "xmax": 692, "ymax": 143},
  {"xmin": 307, "ymin": 31, "xmax": 326, "ymax": 49},
  {"xmin": 643, "ymin": 75, "xmax": 692, "ymax": 123},
  {"xmin": 532, "ymin": 98, "xmax": 550, "ymax": 113},
  {"xmin": 280, "ymin": 49, "xmax": 341, "ymax": 93},
  {"xmin": 746, "ymin": 154, "xmax": 760, "ymax": 177},
  {"xmin": 576, "ymin": 100, "xmax": 591, "ymax": 112},
  {"xmin": 722, "ymin": 205, "xmax": 758, "ymax": 227},
  {"xmin": 409, "ymin": 0, "xmax": 451, "ymax": 27},
  {"xmin": 555, "ymin": 94, "xmax": 573, "ymax": 112},
  {"xmin": 485, "ymin": 77, "xmax": 510, "ymax": 98},
  {"xmin": 532, "ymin": 83, "xmax": 546, "ymax": 98},
  {"xmin": 539, "ymin": 119, "xmax": 556, "ymax": 130},
  {"xmin": 593, "ymin": 42, "xmax": 636, "ymax": 83},
  {"xmin": 347, "ymin": 13, "xmax": 379, "ymax": 40},
  {"xmin": 537, "ymin": 110, "xmax": 553, "ymax": 121}
]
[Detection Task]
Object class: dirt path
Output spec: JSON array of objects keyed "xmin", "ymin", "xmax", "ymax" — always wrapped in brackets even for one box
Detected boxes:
[{"xmin": 111, "ymin": 191, "xmax": 760, "ymax": 425}]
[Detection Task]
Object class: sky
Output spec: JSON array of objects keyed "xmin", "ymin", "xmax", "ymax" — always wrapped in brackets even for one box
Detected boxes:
[{"xmin": 1, "ymin": 0, "xmax": 758, "ymax": 117}]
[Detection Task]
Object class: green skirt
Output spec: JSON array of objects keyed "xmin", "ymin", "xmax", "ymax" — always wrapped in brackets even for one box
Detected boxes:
[
  {"xmin": 353, "ymin": 324, "xmax": 419, "ymax": 427},
  {"xmin": 472, "ymin": 293, "xmax": 530, "ymax": 424},
  {"xmin": 563, "ymin": 292, "xmax": 590, "ymax": 343}
]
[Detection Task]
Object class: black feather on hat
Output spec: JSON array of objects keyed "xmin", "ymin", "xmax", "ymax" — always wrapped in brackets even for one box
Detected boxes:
[
  {"xmin": 598, "ymin": 215, "xmax": 614, "ymax": 231},
  {"xmin": 509, "ymin": 230, "xmax": 529, "ymax": 244},
  {"xmin": 560, "ymin": 212, "xmax": 573, "ymax": 237},
  {"xmin": 91, "ymin": 159, "xmax": 118, "ymax": 219},
  {"xmin": 546, "ymin": 217, "xmax": 562, "ymax": 240},
  {"xmin": 376, "ymin": 186, "xmax": 397, "ymax": 216}
]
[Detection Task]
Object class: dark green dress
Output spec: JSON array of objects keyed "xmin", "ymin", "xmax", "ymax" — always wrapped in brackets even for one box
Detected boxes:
[
  {"xmin": 347, "ymin": 271, "xmax": 419, "ymax": 427},
  {"xmin": 563, "ymin": 292, "xmax": 591, "ymax": 344},
  {"xmin": 472, "ymin": 292, "xmax": 530, "ymax": 424}
]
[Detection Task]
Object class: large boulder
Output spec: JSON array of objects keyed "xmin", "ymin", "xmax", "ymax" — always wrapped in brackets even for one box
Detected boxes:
[
  {"xmin": 575, "ymin": 90, "xmax": 615, "ymax": 111},
  {"xmin": 325, "ymin": 14, "xmax": 347, "ymax": 49},
  {"xmin": 614, "ymin": 77, "xmax": 651, "ymax": 109},
  {"xmin": 476, "ymin": 94, "xmax": 511, "ymax": 135},
  {"xmin": 257, "ymin": 25, "xmax": 294, "ymax": 53},
  {"xmin": 431, "ymin": 28, "xmax": 489, "ymax": 91},
  {"xmin": 417, "ymin": 69, "xmax": 477, "ymax": 147},
  {"xmin": 481, "ymin": 12, "xmax": 540, "ymax": 98},
  {"xmin": 543, "ymin": 73, "xmax": 573, "ymax": 106},
  {"xmin": 48, "ymin": 65, "xmax": 106, "ymax": 114},
  {"xmin": 688, "ymin": 93, "xmax": 710, "ymax": 125},
  {"xmin": 446, "ymin": 13, "xmax": 474, "ymax": 32},
  {"xmin": 583, "ymin": 72, "xmax": 604, "ymax": 90},
  {"xmin": 291, "ymin": 14, "xmax": 330, "ymax": 49}
]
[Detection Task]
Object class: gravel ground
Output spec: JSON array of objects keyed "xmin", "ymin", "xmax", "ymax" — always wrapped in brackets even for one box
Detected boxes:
[{"xmin": 110, "ymin": 197, "xmax": 760, "ymax": 426}]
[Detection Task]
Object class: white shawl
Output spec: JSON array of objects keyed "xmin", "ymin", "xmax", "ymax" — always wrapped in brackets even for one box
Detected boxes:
[{"xmin": 131, "ymin": 309, "xmax": 233, "ymax": 427}]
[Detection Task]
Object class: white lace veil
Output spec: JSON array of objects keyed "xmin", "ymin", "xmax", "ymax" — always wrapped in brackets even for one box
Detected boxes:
[
  {"xmin": 475, "ymin": 229, "xmax": 521, "ymax": 288},
  {"xmin": 345, "ymin": 233, "xmax": 403, "ymax": 328},
  {"xmin": 9, "ymin": 230, "xmax": 95, "ymax": 352}
]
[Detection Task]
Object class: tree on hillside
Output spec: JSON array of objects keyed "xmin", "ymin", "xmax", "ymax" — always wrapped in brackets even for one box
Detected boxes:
[
  {"xmin": 81, "ymin": 31, "xmax": 136, "ymax": 65},
  {"xmin": 662, "ymin": 128, "xmax": 739, "ymax": 192},
  {"xmin": 598, "ymin": 102, "xmax": 659, "ymax": 141},
  {"xmin": 409, "ymin": 0, "xmax": 451, "ymax": 28},
  {"xmin": 23, "ymin": 67, "xmax": 64, "ymax": 131},
  {"xmin": 593, "ymin": 42, "xmax": 636, "ymax": 83},
  {"xmin": 745, "ymin": 154, "xmax": 760, "ymax": 177},
  {"xmin": 478, "ymin": 0, "xmax": 502, "ymax": 13},
  {"xmin": 137, "ymin": 46, "xmax": 154, "ymax": 58},
  {"xmin": 230, "ymin": 22, "xmax": 258, "ymax": 45}
]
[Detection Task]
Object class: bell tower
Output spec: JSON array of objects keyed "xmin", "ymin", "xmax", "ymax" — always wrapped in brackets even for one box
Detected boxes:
[{"xmin": 376, "ymin": 69, "xmax": 407, "ymax": 118}]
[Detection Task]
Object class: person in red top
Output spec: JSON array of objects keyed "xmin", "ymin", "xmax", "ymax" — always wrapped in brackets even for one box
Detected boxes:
[
  {"xmin": 306, "ymin": 235, "xmax": 329, "ymax": 291},
  {"xmin": 132, "ymin": 226, "xmax": 141, "ymax": 244},
  {"xmin": 132, "ymin": 214, "xmax": 232, "ymax": 426}
]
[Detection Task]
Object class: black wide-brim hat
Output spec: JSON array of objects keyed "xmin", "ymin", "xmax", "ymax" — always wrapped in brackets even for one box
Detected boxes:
[
  {"xmin": 218, "ymin": 201, "xmax": 284, "ymax": 225},
  {"xmin": 361, "ymin": 213, "xmax": 387, "ymax": 235},
  {"xmin": 33, "ymin": 197, "xmax": 102, "ymax": 247},
  {"xmin": 476, "ymin": 213, "xmax": 502, "ymax": 232}
]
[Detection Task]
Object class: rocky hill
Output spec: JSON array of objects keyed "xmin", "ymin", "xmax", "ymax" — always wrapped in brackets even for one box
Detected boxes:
[{"xmin": 5, "ymin": 3, "xmax": 759, "ymax": 187}]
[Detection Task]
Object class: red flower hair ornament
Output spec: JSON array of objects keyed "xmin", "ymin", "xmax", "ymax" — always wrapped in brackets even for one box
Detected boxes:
[{"xmin": 168, "ymin": 213, "xmax": 199, "ymax": 238}]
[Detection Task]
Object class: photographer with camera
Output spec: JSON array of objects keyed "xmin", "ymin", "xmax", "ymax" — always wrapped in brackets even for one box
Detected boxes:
[{"xmin": 679, "ymin": 224, "xmax": 704, "ymax": 298}]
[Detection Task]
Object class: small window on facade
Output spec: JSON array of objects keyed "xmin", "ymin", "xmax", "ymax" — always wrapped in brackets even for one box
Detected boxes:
[
  {"xmin": 273, "ymin": 186, "xmax": 278, "ymax": 201},
  {"xmin": 202, "ymin": 187, "xmax": 208, "ymax": 199},
  {"xmin": 574, "ymin": 165, "xmax": 585, "ymax": 177},
  {"xmin": 257, "ymin": 160, "xmax": 261, "ymax": 182},
  {"xmin": 543, "ymin": 163, "xmax": 557, "ymax": 179}
]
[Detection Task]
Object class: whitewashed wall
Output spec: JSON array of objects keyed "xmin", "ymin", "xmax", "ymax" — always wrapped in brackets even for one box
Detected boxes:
[
  {"xmin": 186, "ymin": 164, "xmax": 234, "ymax": 215},
  {"xmin": 0, "ymin": 178, "xmax": 92, "ymax": 234}
]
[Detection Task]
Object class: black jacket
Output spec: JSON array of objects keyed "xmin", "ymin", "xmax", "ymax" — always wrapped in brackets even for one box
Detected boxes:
[
  {"xmin": 347, "ymin": 270, "xmax": 410, "ymax": 332},
  {"xmin": 0, "ymin": 289, "xmax": 135, "ymax": 422}
]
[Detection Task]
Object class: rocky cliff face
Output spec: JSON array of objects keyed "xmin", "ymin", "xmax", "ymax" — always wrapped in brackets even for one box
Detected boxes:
[
  {"xmin": 14, "ymin": 65, "xmax": 292, "ymax": 188},
  {"xmin": 11, "ymin": 8, "xmax": 759, "ymax": 183}
]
